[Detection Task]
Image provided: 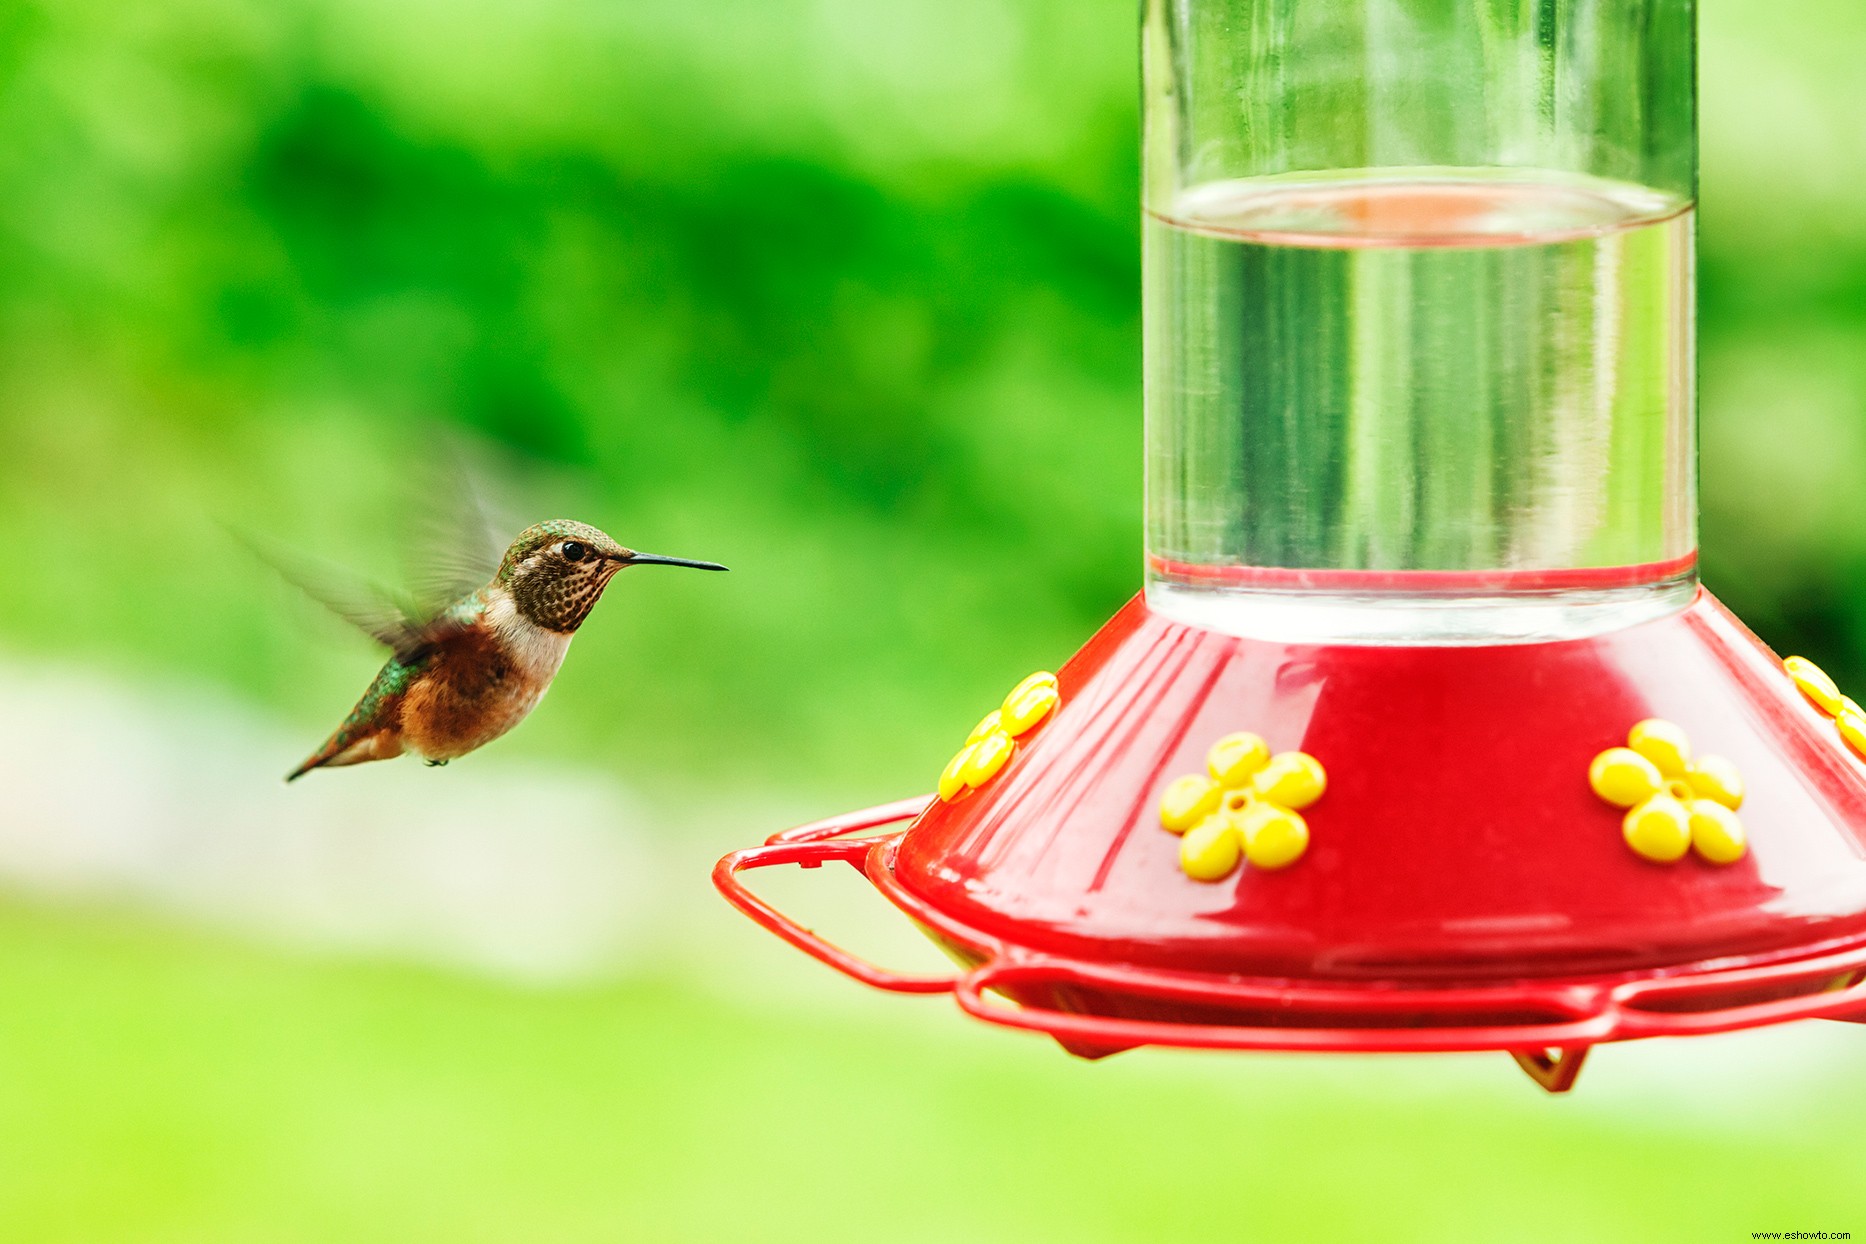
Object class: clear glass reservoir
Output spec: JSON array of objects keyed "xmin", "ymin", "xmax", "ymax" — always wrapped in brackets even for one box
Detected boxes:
[{"xmin": 1142, "ymin": 0, "xmax": 1698, "ymax": 645}]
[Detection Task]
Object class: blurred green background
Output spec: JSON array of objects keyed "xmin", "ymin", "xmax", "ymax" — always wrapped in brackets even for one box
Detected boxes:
[{"xmin": 3, "ymin": 0, "xmax": 1866, "ymax": 1239}]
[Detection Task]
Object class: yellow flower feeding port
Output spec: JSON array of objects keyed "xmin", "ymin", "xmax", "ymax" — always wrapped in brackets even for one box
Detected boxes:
[
  {"xmin": 1158, "ymin": 734, "xmax": 1326, "ymax": 880},
  {"xmin": 1589, "ymin": 721, "xmax": 1747, "ymax": 865},
  {"xmin": 936, "ymin": 672, "xmax": 1061, "ymax": 802},
  {"xmin": 1787, "ymin": 655, "xmax": 1866, "ymax": 764}
]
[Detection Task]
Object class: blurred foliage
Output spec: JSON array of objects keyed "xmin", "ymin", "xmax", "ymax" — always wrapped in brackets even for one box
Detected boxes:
[
  {"xmin": 1, "ymin": 0, "xmax": 1864, "ymax": 800},
  {"xmin": 1697, "ymin": 4, "xmax": 1866, "ymax": 668}
]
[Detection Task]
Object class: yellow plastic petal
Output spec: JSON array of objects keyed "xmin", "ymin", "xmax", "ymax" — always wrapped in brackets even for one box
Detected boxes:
[
  {"xmin": 1179, "ymin": 816, "xmax": 1242, "ymax": 882},
  {"xmin": 1237, "ymin": 801, "xmax": 1309, "ymax": 870},
  {"xmin": 1159, "ymin": 774, "xmax": 1222, "ymax": 834},
  {"xmin": 1628, "ymin": 719, "xmax": 1691, "ymax": 778},
  {"xmin": 1000, "ymin": 684, "xmax": 1060, "ymax": 737},
  {"xmin": 1684, "ymin": 754, "xmax": 1744, "ymax": 810},
  {"xmin": 1841, "ymin": 712, "xmax": 1866, "ymax": 761},
  {"xmin": 1248, "ymin": 752, "xmax": 1327, "ymax": 810},
  {"xmin": 1786, "ymin": 656, "xmax": 1844, "ymax": 717},
  {"xmin": 961, "ymin": 731, "xmax": 1014, "ymax": 787},
  {"xmin": 1006, "ymin": 671, "xmax": 1059, "ymax": 700},
  {"xmin": 1206, "ymin": 733, "xmax": 1271, "ymax": 788},
  {"xmin": 1623, "ymin": 795, "xmax": 1692, "ymax": 863},
  {"xmin": 1589, "ymin": 747, "xmax": 1663, "ymax": 808},
  {"xmin": 1844, "ymin": 697, "xmax": 1865, "ymax": 720},
  {"xmin": 1688, "ymin": 800, "xmax": 1747, "ymax": 865},
  {"xmin": 938, "ymin": 745, "xmax": 976, "ymax": 801},
  {"xmin": 966, "ymin": 710, "xmax": 1004, "ymax": 744}
]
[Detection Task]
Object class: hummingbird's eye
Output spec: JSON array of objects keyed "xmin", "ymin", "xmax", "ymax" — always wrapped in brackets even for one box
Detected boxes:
[{"xmin": 560, "ymin": 541, "xmax": 587, "ymax": 563}]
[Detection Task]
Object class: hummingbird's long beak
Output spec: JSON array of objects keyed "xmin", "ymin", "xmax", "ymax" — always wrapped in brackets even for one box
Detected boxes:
[{"xmin": 618, "ymin": 551, "xmax": 729, "ymax": 572}]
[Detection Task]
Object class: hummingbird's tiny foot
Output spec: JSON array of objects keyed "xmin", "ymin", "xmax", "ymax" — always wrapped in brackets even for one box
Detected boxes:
[{"xmin": 425, "ymin": 758, "xmax": 448, "ymax": 767}]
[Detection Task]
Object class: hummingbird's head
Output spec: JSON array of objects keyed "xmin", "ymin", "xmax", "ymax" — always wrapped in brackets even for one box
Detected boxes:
[{"xmin": 498, "ymin": 519, "xmax": 727, "ymax": 633}]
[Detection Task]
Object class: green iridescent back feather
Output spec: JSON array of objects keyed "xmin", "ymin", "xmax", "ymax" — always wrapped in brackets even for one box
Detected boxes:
[{"xmin": 344, "ymin": 655, "xmax": 426, "ymax": 734}]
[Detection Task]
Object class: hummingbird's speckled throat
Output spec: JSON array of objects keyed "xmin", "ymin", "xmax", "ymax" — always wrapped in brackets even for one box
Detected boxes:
[{"xmin": 286, "ymin": 518, "xmax": 727, "ymax": 781}]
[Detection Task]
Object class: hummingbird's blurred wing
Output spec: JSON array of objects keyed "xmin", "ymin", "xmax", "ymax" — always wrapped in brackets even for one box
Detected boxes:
[
  {"xmin": 403, "ymin": 448, "xmax": 509, "ymax": 617},
  {"xmin": 235, "ymin": 530, "xmax": 471, "ymax": 663}
]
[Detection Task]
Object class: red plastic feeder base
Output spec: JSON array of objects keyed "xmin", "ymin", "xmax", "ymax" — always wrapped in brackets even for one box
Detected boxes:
[{"xmin": 714, "ymin": 590, "xmax": 1866, "ymax": 1093}]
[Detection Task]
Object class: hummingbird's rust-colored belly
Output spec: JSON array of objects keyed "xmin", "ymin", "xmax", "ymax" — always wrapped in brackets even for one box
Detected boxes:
[{"xmin": 399, "ymin": 627, "xmax": 561, "ymax": 761}]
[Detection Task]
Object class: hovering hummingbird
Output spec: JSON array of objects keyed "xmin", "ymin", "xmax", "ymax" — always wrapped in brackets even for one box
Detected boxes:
[{"xmin": 284, "ymin": 519, "xmax": 726, "ymax": 781}]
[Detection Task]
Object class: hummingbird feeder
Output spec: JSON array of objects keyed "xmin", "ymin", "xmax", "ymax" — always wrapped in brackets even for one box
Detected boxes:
[{"xmin": 714, "ymin": 0, "xmax": 1866, "ymax": 1093}]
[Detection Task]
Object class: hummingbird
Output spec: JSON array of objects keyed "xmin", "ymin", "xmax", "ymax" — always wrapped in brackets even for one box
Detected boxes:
[{"xmin": 285, "ymin": 519, "xmax": 726, "ymax": 781}]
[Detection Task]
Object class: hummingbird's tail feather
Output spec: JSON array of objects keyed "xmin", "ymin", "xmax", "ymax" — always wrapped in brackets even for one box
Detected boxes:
[
  {"xmin": 287, "ymin": 727, "xmax": 406, "ymax": 781},
  {"xmin": 286, "ymin": 658, "xmax": 420, "ymax": 782}
]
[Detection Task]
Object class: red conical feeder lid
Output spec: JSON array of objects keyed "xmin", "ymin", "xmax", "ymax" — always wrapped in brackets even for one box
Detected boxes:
[{"xmin": 717, "ymin": 589, "xmax": 1866, "ymax": 1092}]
